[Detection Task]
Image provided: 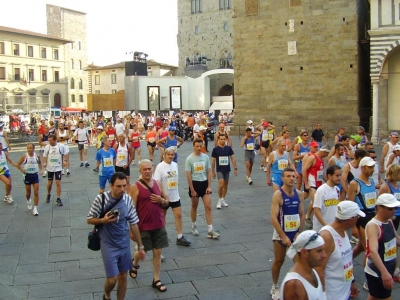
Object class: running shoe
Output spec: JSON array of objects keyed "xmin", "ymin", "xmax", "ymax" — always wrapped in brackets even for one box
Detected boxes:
[
  {"xmin": 5, "ymin": 196, "xmax": 14, "ymax": 204},
  {"xmin": 221, "ymin": 199, "xmax": 228, "ymax": 207},
  {"xmin": 85, "ymin": 162, "xmax": 90, "ymax": 167},
  {"xmin": 46, "ymin": 194, "xmax": 51, "ymax": 203},
  {"xmin": 216, "ymin": 200, "xmax": 222, "ymax": 209},
  {"xmin": 80, "ymin": 162, "xmax": 84, "ymax": 167},
  {"xmin": 207, "ymin": 230, "xmax": 220, "ymax": 239},
  {"xmin": 61, "ymin": 169, "xmax": 65, "ymax": 175},
  {"xmin": 191, "ymin": 224, "xmax": 199, "ymax": 236},
  {"xmin": 248, "ymin": 177, "xmax": 253, "ymax": 185},
  {"xmin": 67, "ymin": 170, "xmax": 70, "ymax": 176},
  {"xmin": 56, "ymin": 198, "xmax": 63, "ymax": 206},
  {"xmin": 270, "ymin": 285, "xmax": 280, "ymax": 300},
  {"xmin": 42, "ymin": 171, "xmax": 47, "ymax": 178},
  {"xmin": 27, "ymin": 199, "xmax": 32, "ymax": 210},
  {"xmin": 93, "ymin": 167, "xmax": 99, "ymax": 172},
  {"xmin": 176, "ymin": 236, "xmax": 191, "ymax": 246},
  {"xmin": 32, "ymin": 207, "xmax": 39, "ymax": 216},
  {"xmin": 260, "ymin": 165, "xmax": 264, "ymax": 170},
  {"xmin": 263, "ymin": 166, "xmax": 267, "ymax": 172}
]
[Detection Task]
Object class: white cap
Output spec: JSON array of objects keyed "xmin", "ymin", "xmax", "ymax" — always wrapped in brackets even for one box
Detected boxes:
[
  {"xmin": 359, "ymin": 156, "xmax": 376, "ymax": 167},
  {"xmin": 96, "ymin": 125, "xmax": 103, "ymax": 130},
  {"xmin": 247, "ymin": 120, "xmax": 253, "ymax": 124},
  {"xmin": 336, "ymin": 200, "xmax": 366, "ymax": 220},
  {"xmin": 199, "ymin": 126, "xmax": 207, "ymax": 131},
  {"xmin": 393, "ymin": 145, "xmax": 400, "ymax": 151},
  {"xmin": 286, "ymin": 230, "xmax": 325, "ymax": 259},
  {"xmin": 147, "ymin": 123, "xmax": 154, "ymax": 127},
  {"xmin": 320, "ymin": 145, "xmax": 331, "ymax": 153},
  {"xmin": 376, "ymin": 193, "xmax": 400, "ymax": 208}
]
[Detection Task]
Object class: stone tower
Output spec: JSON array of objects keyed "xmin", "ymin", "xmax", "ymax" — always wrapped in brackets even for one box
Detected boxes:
[
  {"xmin": 232, "ymin": 0, "xmax": 370, "ymax": 134},
  {"xmin": 177, "ymin": 0, "xmax": 234, "ymax": 99},
  {"xmin": 46, "ymin": 4, "xmax": 88, "ymax": 108}
]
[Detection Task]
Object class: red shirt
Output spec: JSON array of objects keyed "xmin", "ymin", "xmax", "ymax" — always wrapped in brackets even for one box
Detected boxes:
[{"xmin": 308, "ymin": 154, "xmax": 324, "ymax": 188}]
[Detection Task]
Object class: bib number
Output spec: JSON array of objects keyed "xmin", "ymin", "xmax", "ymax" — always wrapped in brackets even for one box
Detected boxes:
[
  {"xmin": 167, "ymin": 177, "xmax": 178, "ymax": 189},
  {"xmin": 278, "ymin": 159, "xmax": 288, "ymax": 170},
  {"xmin": 246, "ymin": 143, "xmax": 254, "ymax": 150},
  {"xmin": 149, "ymin": 137, "xmax": 155, "ymax": 143},
  {"xmin": 344, "ymin": 265, "xmax": 354, "ymax": 282},
  {"xmin": 109, "ymin": 134, "xmax": 115, "ymax": 140},
  {"xmin": 364, "ymin": 192, "xmax": 376, "ymax": 209},
  {"xmin": 284, "ymin": 214, "xmax": 300, "ymax": 232},
  {"xmin": 317, "ymin": 170, "xmax": 323, "ymax": 181},
  {"xmin": 194, "ymin": 162, "xmax": 205, "ymax": 173},
  {"xmin": 103, "ymin": 157, "xmax": 113, "ymax": 167},
  {"xmin": 219, "ymin": 156, "xmax": 229, "ymax": 166},
  {"xmin": 384, "ymin": 238, "xmax": 397, "ymax": 262}
]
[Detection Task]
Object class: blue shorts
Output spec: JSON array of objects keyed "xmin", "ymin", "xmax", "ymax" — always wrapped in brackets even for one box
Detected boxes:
[
  {"xmin": 0, "ymin": 170, "xmax": 10, "ymax": 177},
  {"xmin": 271, "ymin": 173, "xmax": 283, "ymax": 187},
  {"xmin": 296, "ymin": 163, "xmax": 302, "ymax": 174},
  {"xmin": 100, "ymin": 243, "xmax": 132, "ymax": 278},
  {"xmin": 24, "ymin": 173, "xmax": 39, "ymax": 185},
  {"xmin": 99, "ymin": 175, "xmax": 113, "ymax": 189}
]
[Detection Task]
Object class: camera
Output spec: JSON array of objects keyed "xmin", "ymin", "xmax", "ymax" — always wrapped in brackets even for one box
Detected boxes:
[{"xmin": 109, "ymin": 209, "xmax": 120, "ymax": 217}]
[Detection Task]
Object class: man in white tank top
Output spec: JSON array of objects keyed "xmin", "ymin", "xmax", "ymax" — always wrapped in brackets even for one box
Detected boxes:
[
  {"xmin": 281, "ymin": 230, "xmax": 326, "ymax": 300},
  {"xmin": 315, "ymin": 201, "xmax": 365, "ymax": 300},
  {"xmin": 380, "ymin": 132, "xmax": 399, "ymax": 175}
]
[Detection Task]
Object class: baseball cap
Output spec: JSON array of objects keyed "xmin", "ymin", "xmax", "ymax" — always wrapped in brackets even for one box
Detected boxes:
[
  {"xmin": 262, "ymin": 121, "xmax": 269, "ymax": 127},
  {"xmin": 96, "ymin": 125, "xmax": 103, "ymax": 130},
  {"xmin": 359, "ymin": 156, "xmax": 376, "ymax": 167},
  {"xmin": 376, "ymin": 193, "xmax": 400, "ymax": 208},
  {"xmin": 309, "ymin": 141, "xmax": 319, "ymax": 147},
  {"xmin": 390, "ymin": 132, "xmax": 399, "ymax": 137},
  {"xmin": 247, "ymin": 120, "xmax": 253, "ymax": 124},
  {"xmin": 350, "ymin": 135, "xmax": 361, "ymax": 143},
  {"xmin": 393, "ymin": 145, "xmax": 400, "ymax": 151},
  {"xmin": 147, "ymin": 123, "xmax": 154, "ymax": 127},
  {"xmin": 199, "ymin": 126, "xmax": 207, "ymax": 131},
  {"xmin": 336, "ymin": 201, "xmax": 366, "ymax": 220},
  {"xmin": 168, "ymin": 126, "xmax": 176, "ymax": 131},
  {"xmin": 286, "ymin": 230, "xmax": 325, "ymax": 259},
  {"xmin": 320, "ymin": 145, "xmax": 331, "ymax": 153}
]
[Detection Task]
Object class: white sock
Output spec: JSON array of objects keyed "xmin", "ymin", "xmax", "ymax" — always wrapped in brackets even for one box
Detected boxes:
[
  {"xmin": 208, "ymin": 225, "xmax": 213, "ymax": 232},
  {"xmin": 34, "ymin": 206, "xmax": 37, "ymax": 210},
  {"xmin": 177, "ymin": 234, "xmax": 183, "ymax": 239}
]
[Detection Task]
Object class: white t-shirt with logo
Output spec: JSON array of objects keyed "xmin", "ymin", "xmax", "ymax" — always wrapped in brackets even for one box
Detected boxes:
[
  {"xmin": 313, "ymin": 183, "xmax": 340, "ymax": 232},
  {"xmin": 153, "ymin": 161, "xmax": 180, "ymax": 202}
]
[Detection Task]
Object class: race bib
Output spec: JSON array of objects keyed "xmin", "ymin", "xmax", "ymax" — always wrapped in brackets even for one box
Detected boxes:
[
  {"xmin": 109, "ymin": 134, "xmax": 115, "ymax": 140},
  {"xmin": 384, "ymin": 238, "xmax": 397, "ymax": 262},
  {"xmin": 262, "ymin": 131, "xmax": 269, "ymax": 141},
  {"xmin": 343, "ymin": 264, "xmax": 354, "ymax": 282},
  {"xmin": 117, "ymin": 153, "xmax": 126, "ymax": 161},
  {"xmin": 317, "ymin": 170, "xmax": 323, "ymax": 181},
  {"xmin": 219, "ymin": 156, "xmax": 229, "ymax": 166},
  {"xmin": 0, "ymin": 161, "xmax": 6, "ymax": 168},
  {"xmin": 246, "ymin": 143, "xmax": 254, "ymax": 150},
  {"xmin": 132, "ymin": 136, "xmax": 139, "ymax": 141},
  {"xmin": 50, "ymin": 157, "xmax": 59, "ymax": 164},
  {"xmin": 167, "ymin": 177, "xmax": 178, "ymax": 189},
  {"xmin": 278, "ymin": 159, "xmax": 288, "ymax": 170},
  {"xmin": 194, "ymin": 162, "xmax": 205, "ymax": 173},
  {"xmin": 364, "ymin": 192, "xmax": 376, "ymax": 209},
  {"xmin": 284, "ymin": 214, "xmax": 300, "ymax": 232},
  {"xmin": 170, "ymin": 146, "xmax": 178, "ymax": 152},
  {"xmin": 103, "ymin": 157, "xmax": 113, "ymax": 167},
  {"xmin": 25, "ymin": 163, "xmax": 38, "ymax": 173},
  {"xmin": 394, "ymin": 193, "xmax": 400, "ymax": 201},
  {"xmin": 149, "ymin": 137, "xmax": 155, "ymax": 143}
]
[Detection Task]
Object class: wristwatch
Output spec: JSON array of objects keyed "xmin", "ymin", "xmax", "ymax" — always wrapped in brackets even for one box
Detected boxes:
[{"xmin": 138, "ymin": 245, "xmax": 144, "ymax": 250}]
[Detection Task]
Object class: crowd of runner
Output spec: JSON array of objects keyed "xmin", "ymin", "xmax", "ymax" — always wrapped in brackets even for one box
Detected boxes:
[{"xmin": 1, "ymin": 114, "xmax": 400, "ymax": 300}]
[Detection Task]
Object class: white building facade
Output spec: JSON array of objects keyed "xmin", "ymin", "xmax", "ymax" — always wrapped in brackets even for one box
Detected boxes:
[{"xmin": 369, "ymin": 0, "xmax": 400, "ymax": 141}]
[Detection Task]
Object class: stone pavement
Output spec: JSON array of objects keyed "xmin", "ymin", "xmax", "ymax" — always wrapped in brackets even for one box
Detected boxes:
[{"xmin": 0, "ymin": 137, "xmax": 399, "ymax": 300}]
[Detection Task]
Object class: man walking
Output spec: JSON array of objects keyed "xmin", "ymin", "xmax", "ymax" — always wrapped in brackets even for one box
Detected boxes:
[
  {"xmin": 113, "ymin": 134, "xmax": 133, "ymax": 193},
  {"xmin": 270, "ymin": 167, "xmax": 305, "ymax": 299},
  {"xmin": 240, "ymin": 128, "xmax": 260, "ymax": 185},
  {"xmin": 211, "ymin": 134, "xmax": 238, "ymax": 209},
  {"xmin": 95, "ymin": 138, "xmax": 116, "ymax": 194},
  {"xmin": 87, "ymin": 172, "xmax": 145, "ymax": 300},
  {"xmin": 73, "ymin": 120, "xmax": 91, "ymax": 167},
  {"xmin": 311, "ymin": 123, "xmax": 327, "ymax": 147},
  {"xmin": 186, "ymin": 138, "xmax": 220, "ymax": 238},
  {"xmin": 43, "ymin": 134, "xmax": 67, "ymax": 206}
]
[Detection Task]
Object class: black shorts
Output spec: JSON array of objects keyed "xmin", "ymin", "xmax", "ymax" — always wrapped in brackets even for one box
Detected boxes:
[
  {"xmin": 356, "ymin": 212, "xmax": 375, "ymax": 229},
  {"xmin": 48, "ymin": 171, "xmax": 62, "ymax": 181},
  {"xmin": 147, "ymin": 142, "xmax": 156, "ymax": 148},
  {"xmin": 115, "ymin": 166, "xmax": 130, "ymax": 176},
  {"xmin": 188, "ymin": 180, "xmax": 209, "ymax": 198},
  {"xmin": 78, "ymin": 143, "xmax": 87, "ymax": 151},
  {"xmin": 140, "ymin": 227, "xmax": 169, "ymax": 251},
  {"xmin": 23, "ymin": 173, "xmax": 39, "ymax": 185},
  {"xmin": 163, "ymin": 199, "xmax": 181, "ymax": 210},
  {"xmin": 303, "ymin": 184, "xmax": 309, "ymax": 194},
  {"xmin": 261, "ymin": 140, "xmax": 270, "ymax": 148},
  {"xmin": 365, "ymin": 273, "xmax": 392, "ymax": 299}
]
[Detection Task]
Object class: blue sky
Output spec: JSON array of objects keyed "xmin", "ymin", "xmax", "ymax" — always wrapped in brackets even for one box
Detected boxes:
[{"xmin": 1, "ymin": 0, "xmax": 179, "ymax": 66}]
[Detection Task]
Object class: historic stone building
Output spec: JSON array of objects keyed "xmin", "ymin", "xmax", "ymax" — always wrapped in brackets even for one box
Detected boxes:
[
  {"xmin": 369, "ymin": 0, "xmax": 400, "ymax": 141},
  {"xmin": 47, "ymin": 4, "xmax": 88, "ymax": 109},
  {"xmin": 177, "ymin": 0, "xmax": 234, "ymax": 100},
  {"xmin": 233, "ymin": 0, "xmax": 370, "ymax": 134}
]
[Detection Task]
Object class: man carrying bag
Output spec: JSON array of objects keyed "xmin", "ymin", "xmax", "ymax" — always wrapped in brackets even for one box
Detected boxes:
[{"xmin": 87, "ymin": 172, "xmax": 145, "ymax": 300}]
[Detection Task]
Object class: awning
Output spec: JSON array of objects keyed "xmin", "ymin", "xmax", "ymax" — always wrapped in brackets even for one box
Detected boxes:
[{"xmin": 209, "ymin": 101, "xmax": 233, "ymax": 111}]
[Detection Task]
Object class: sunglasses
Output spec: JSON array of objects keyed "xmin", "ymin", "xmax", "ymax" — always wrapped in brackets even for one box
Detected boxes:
[
  {"xmin": 304, "ymin": 232, "xmax": 319, "ymax": 248},
  {"xmin": 302, "ymin": 134, "xmax": 308, "ymax": 137},
  {"xmin": 380, "ymin": 206, "xmax": 395, "ymax": 211}
]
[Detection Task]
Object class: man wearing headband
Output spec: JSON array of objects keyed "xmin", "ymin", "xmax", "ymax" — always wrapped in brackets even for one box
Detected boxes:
[
  {"xmin": 315, "ymin": 201, "xmax": 365, "ymax": 300},
  {"xmin": 270, "ymin": 167, "xmax": 305, "ymax": 299},
  {"xmin": 281, "ymin": 230, "xmax": 326, "ymax": 299},
  {"xmin": 380, "ymin": 132, "xmax": 399, "ymax": 175},
  {"xmin": 364, "ymin": 194, "xmax": 400, "ymax": 300}
]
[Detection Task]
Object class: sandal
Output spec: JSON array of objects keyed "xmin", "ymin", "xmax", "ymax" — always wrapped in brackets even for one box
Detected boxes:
[
  {"xmin": 152, "ymin": 279, "xmax": 167, "ymax": 292},
  {"xmin": 129, "ymin": 263, "xmax": 140, "ymax": 279}
]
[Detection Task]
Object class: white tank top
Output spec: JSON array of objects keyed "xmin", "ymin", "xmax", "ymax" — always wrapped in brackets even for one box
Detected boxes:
[
  {"xmin": 384, "ymin": 142, "xmax": 395, "ymax": 170},
  {"xmin": 281, "ymin": 269, "xmax": 324, "ymax": 300},
  {"xmin": 23, "ymin": 152, "xmax": 39, "ymax": 174},
  {"xmin": 58, "ymin": 129, "xmax": 68, "ymax": 144},
  {"xmin": 115, "ymin": 143, "xmax": 128, "ymax": 167},
  {"xmin": 319, "ymin": 225, "xmax": 353, "ymax": 300},
  {"xmin": 0, "ymin": 151, "xmax": 9, "ymax": 174},
  {"xmin": 348, "ymin": 162, "xmax": 360, "ymax": 179},
  {"xmin": 45, "ymin": 145, "xmax": 62, "ymax": 172},
  {"xmin": 0, "ymin": 129, "xmax": 7, "ymax": 147}
]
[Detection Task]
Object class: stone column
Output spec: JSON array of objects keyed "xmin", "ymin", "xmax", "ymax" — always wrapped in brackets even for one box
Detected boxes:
[{"xmin": 371, "ymin": 81, "xmax": 379, "ymax": 144}]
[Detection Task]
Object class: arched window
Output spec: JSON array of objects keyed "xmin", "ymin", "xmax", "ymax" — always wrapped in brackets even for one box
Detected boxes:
[
  {"xmin": 79, "ymin": 79, "xmax": 83, "ymax": 89},
  {"xmin": 220, "ymin": 50, "xmax": 233, "ymax": 69},
  {"xmin": 71, "ymin": 78, "xmax": 75, "ymax": 89},
  {"xmin": 71, "ymin": 59, "xmax": 74, "ymax": 69},
  {"xmin": 79, "ymin": 95, "xmax": 83, "ymax": 102},
  {"xmin": 71, "ymin": 94, "xmax": 75, "ymax": 102}
]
